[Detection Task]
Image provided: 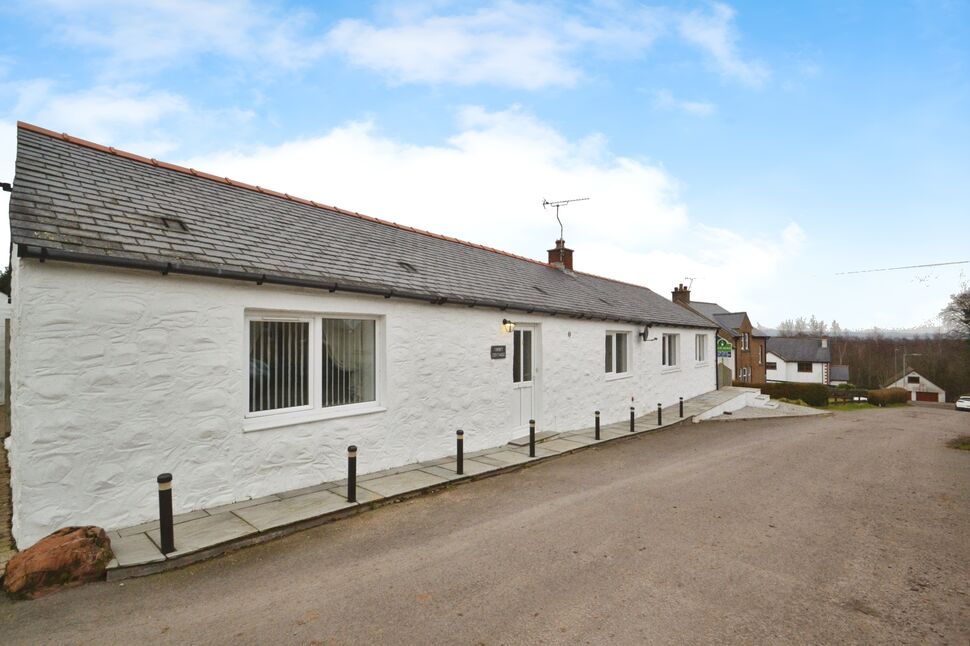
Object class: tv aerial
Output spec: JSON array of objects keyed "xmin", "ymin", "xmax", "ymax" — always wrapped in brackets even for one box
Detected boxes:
[{"xmin": 542, "ymin": 197, "xmax": 589, "ymax": 240}]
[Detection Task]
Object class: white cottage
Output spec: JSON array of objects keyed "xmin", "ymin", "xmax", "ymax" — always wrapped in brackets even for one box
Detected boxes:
[{"xmin": 5, "ymin": 122, "xmax": 718, "ymax": 548}]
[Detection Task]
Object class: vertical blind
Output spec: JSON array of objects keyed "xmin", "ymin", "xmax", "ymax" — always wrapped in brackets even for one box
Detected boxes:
[
  {"xmin": 249, "ymin": 321, "xmax": 309, "ymax": 413},
  {"xmin": 322, "ymin": 318, "xmax": 376, "ymax": 407}
]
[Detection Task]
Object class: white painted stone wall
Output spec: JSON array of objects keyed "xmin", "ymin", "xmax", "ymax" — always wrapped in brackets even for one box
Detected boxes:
[
  {"xmin": 9, "ymin": 259, "xmax": 716, "ymax": 546},
  {"xmin": 765, "ymin": 353, "xmax": 826, "ymax": 384}
]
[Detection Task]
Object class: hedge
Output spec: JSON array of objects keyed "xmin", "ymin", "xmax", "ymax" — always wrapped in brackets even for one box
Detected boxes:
[
  {"xmin": 735, "ymin": 382, "xmax": 830, "ymax": 407},
  {"xmin": 866, "ymin": 387, "xmax": 910, "ymax": 407}
]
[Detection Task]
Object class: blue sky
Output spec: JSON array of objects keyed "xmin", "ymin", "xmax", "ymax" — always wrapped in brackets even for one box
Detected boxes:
[{"xmin": 1, "ymin": 0, "xmax": 968, "ymax": 329}]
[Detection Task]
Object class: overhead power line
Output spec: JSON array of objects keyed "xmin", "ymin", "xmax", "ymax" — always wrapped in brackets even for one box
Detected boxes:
[{"xmin": 835, "ymin": 260, "xmax": 969, "ymax": 276}]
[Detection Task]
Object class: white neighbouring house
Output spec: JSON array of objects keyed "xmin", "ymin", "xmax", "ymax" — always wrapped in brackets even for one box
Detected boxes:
[
  {"xmin": 765, "ymin": 337, "xmax": 832, "ymax": 384},
  {"xmin": 5, "ymin": 122, "xmax": 719, "ymax": 548},
  {"xmin": 883, "ymin": 369, "xmax": 946, "ymax": 403}
]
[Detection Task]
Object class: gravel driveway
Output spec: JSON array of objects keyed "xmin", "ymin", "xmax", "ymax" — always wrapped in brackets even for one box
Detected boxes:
[{"xmin": 2, "ymin": 406, "xmax": 968, "ymax": 645}]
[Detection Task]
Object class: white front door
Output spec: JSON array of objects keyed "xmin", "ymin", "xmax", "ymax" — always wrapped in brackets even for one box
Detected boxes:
[{"xmin": 511, "ymin": 326, "xmax": 537, "ymax": 431}]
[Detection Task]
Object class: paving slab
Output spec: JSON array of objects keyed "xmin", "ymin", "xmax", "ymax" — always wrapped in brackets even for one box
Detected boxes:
[
  {"xmin": 417, "ymin": 465, "xmax": 467, "ymax": 481},
  {"xmin": 118, "ymin": 509, "xmax": 210, "ymax": 537},
  {"xmin": 147, "ymin": 513, "xmax": 256, "ymax": 556},
  {"xmin": 326, "ymin": 485, "xmax": 384, "ymax": 504},
  {"xmin": 475, "ymin": 450, "xmax": 533, "ymax": 467},
  {"xmin": 110, "ymin": 533, "xmax": 165, "ymax": 567},
  {"xmin": 437, "ymin": 459, "xmax": 499, "ymax": 476},
  {"xmin": 232, "ymin": 489, "xmax": 354, "ymax": 532},
  {"xmin": 205, "ymin": 494, "xmax": 282, "ymax": 514},
  {"xmin": 276, "ymin": 483, "xmax": 333, "ymax": 500},
  {"xmin": 359, "ymin": 470, "xmax": 449, "ymax": 498},
  {"xmin": 557, "ymin": 433, "xmax": 600, "ymax": 446},
  {"xmin": 538, "ymin": 438, "xmax": 588, "ymax": 452},
  {"xmin": 507, "ymin": 445, "xmax": 560, "ymax": 458},
  {"xmin": 508, "ymin": 430, "xmax": 557, "ymax": 446}
]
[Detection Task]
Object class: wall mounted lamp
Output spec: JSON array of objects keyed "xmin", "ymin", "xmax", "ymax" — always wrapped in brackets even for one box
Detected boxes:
[{"xmin": 502, "ymin": 318, "xmax": 516, "ymax": 334}]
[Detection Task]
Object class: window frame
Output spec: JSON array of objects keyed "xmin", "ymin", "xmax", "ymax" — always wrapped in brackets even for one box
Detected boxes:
[
  {"xmin": 766, "ymin": 361, "xmax": 777, "ymax": 371},
  {"xmin": 605, "ymin": 330, "xmax": 631, "ymax": 379},
  {"xmin": 694, "ymin": 333, "xmax": 707, "ymax": 363},
  {"xmin": 907, "ymin": 375, "xmax": 920, "ymax": 384},
  {"xmin": 244, "ymin": 310, "xmax": 386, "ymax": 431},
  {"xmin": 662, "ymin": 333, "xmax": 679, "ymax": 368},
  {"xmin": 797, "ymin": 361, "xmax": 813, "ymax": 373},
  {"xmin": 741, "ymin": 332, "xmax": 750, "ymax": 351}
]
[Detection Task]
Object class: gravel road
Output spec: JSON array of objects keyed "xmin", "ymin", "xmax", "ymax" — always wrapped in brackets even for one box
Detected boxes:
[{"xmin": 2, "ymin": 406, "xmax": 968, "ymax": 645}]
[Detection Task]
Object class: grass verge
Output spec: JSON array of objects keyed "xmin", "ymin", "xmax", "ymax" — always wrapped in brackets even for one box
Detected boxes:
[{"xmin": 946, "ymin": 436, "xmax": 970, "ymax": 451}]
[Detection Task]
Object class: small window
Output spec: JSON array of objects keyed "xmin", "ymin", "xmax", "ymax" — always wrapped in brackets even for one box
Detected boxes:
[
  {"xmin": 322, "ymin": 318, "xmax": 376, "ymax": 408},
  {"xmin": 695, "ymin": 334, "xmax": 707, "ymax": 362},
  {"xmin": 606, "ymin": 331, "xmax": 629, "ymax": 375},
  {"xmin": 741, "ymin": 332, "xmax": 750, "ymax": 351},
  {"xmin": 249, "ymin": 319, "xmax": 311, "ymax": 413},
  {"xmin": 907, "ymin": 375, "xmax": 920, "ymax": 384},
  {"xmin": 760, "ymin": 344, "xmax": 765, "ymax": 364},
  {"xmin": 738, "ymin": 366, "xmax": 750, "ymax": 382},
  {"xmin": 662, "ymin": 333, "xmax": 679, "ymax": 367},
  {"xmin": 766, "ymin": 361, "xmax": 777, "ymax": 370},
  {"xmin": 797, "ymin": 362, "xmax": 813, "ymax": 373}
]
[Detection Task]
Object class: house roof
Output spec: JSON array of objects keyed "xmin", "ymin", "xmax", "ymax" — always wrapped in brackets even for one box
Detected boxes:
[
  {"xmin": 830, "ymin": 365, "xmax": 850, "ymax": 382},
  {"xmin": 767, "ymin": 337, "xmax": 832, "ymax": 363},
  {"xmin": 882, "ymin": 368, "xmax": 944, "ymax": 391},
  {"xmin": 686, "ymin": 301, "xmax": 766, "ymax": 337},
  {"xmin": 8, "ymin": 122, "xmax": 715, "ymax": 329}
]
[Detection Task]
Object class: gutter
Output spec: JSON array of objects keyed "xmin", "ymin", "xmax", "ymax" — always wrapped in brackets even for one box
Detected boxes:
[{"xmin": 16, "ymin": 244, "xmax": 718, "ymax": 331}]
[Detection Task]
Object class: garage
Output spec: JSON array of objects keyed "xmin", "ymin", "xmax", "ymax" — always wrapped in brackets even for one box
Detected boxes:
[{"xmin": 915, "ymin": 391, "xmax": 940, "ymax": 403}]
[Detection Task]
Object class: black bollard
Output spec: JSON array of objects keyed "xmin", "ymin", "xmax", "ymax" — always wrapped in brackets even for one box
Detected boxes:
[
  {"xmin": 680, "ymin": 397, "xmax": 684, "ymax": 418},
  {"xmin": 157, "ymin": 473, "xmax": 175, "ymax": 555},
  {"xmin": 456, "ymin": 430, "xmax": 464, "ymax": 475},
  {"xmin": 347, "ymin": 445, "xmax": 357, "ymax": 503},
  {"xmin": 657, "ymin": 403, "xmax": 663, "ymax": 426},
  {"xmin": 595, "ymin": 410, "xmax": 601, "ymax": 440},
  {"xmin": 529, "ymin": 419, "xmax": 536, "ymax": 457},
  {"xmin": 630, "ymin": 406, "xmax": 635, "ymax": 432}
]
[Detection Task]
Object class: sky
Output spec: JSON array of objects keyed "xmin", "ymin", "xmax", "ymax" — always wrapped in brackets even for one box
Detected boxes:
[{"xmin": 0, "ymin": 0, "xmax": 968, "ymax": 330}]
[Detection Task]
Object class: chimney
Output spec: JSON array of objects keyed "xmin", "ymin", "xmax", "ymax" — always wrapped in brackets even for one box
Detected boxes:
[
  {"xmin": 821, "ymin": 337, "xmax": 828, "ymax": 348},
  {"xmin": 547, "ymin": 239, "xmax": 574, "ymax": 271},
  {"xmin": 672, "ymin": 283, "xmax": 691, "ymax": 306}
]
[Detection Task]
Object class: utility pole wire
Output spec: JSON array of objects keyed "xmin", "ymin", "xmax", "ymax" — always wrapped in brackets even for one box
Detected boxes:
[{"xmin": 835, "ymin": 260, "xmax": 968, "ymax": 276}]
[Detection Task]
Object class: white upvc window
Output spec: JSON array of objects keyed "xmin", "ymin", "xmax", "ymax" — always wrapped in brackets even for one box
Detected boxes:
[
  {"xmin": 605, "ymin": 331, "xmax": 630, "ymax": 376},
  {"xmin": 741, "ymin": 332, "xmax": 750, "ymax": 351},
  {"xmin": 662, "ymin": 333, "xmax": 679, "ymax": 367},
  {"xmin": 246, "ymin": 312, "xmax": 383, "ymax": 428},
  {"xmin": 695, "ymin": 334, "xmax": 707, "ymax": 362},
  {"xmin": 738, "ymin": 366, "xmax": 751, "ymax": 382}
]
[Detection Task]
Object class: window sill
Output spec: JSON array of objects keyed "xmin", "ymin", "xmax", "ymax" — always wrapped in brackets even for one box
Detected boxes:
[
  {"xmin": 661, "ymin": 366, "xmax": 681, "ymax": 374},
  {"xmin": 605, "ymin": 372, "xmax": 632, "ymax": 382},
  {"xmin": 243, "ymin": 404, "xmax": 387, "ymax": 432},
  {"xmin": 694, "ymin": 362, "xmax": 710, "ymax": 368}
]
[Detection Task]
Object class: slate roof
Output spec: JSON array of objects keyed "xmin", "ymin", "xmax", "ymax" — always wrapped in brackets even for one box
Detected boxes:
[
  {"xmin": 686, "ymin": 301, "xmax": 766, "ymax": 337},
  {"xmin": 830, "ymin": 365, "xmax": 850, "ymax": 382},
  {"xmin": 767, "ymin": 337, "xmax": 832, "ymax": 363},
  {"xmin": 8, "ymin": 123, "xmax": 715, "ymax": 329}
]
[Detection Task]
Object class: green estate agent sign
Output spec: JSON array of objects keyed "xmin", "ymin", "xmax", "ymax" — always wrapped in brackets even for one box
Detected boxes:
[{"xmin": 716, "ymin": 338, "xmax": 733, "ymax": 358}]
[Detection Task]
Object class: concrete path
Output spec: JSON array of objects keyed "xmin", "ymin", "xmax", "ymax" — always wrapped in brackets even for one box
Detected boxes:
[
  {"xmin": 707, "ymin": 401, "xmax": 830, "ymax": 420},
  {"xmin": 1, "ymin": 406, "xmax": 967, "ymax": 645},
  {"xmin": 104, "ymin": 387, "xmax": 756, "ymax": 578}
]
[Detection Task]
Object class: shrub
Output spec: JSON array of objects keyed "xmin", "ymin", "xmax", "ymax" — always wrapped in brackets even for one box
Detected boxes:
[
  {"xmin": 739, "ymin": 382, "xmax": 830, "ymax": 407},
  {"xmin": 866, "ymin": 387, "xmax": 910, "ymax": 407}
]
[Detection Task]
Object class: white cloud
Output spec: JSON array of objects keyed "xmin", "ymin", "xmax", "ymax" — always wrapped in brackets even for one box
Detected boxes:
[
  {"xmin": 653, "ymin": 89, "xmax": 717, "ymax": 116},
  {"xmin": 178, "ymin": 107, "xmax": 800, "ymax": 306},
  {"xmin": 24, "ymin": 0, "xmax": 325, "ymax": 73},
  {"xmin": 677, "ymin": 2, "xmax": 769, "ymax": 87}
]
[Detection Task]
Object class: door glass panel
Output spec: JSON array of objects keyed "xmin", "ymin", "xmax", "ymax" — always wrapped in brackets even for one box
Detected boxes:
[
  {"xmin": 513, "ymin": 329, "xmax": 522, "ymax": 383},
  {"xmin": 522, "ymin": 330, "xmax": 533, "ymax": 382},
  {"xmin": 605, "ymin": 335, "xmax": 613, "ymax": 372}
]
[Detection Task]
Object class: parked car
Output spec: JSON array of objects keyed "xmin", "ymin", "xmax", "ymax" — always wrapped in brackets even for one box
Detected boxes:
[{"xmin": 956, "ymin": 396, "xmax": 970, "ymax": 412}]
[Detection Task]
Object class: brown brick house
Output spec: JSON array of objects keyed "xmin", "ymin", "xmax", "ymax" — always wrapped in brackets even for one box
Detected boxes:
[{"xmin": 671, "ymin": 285, "xmax": 768, "ymax": 386}]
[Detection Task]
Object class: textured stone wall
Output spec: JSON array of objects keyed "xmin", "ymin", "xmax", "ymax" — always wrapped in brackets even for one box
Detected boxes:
[{"xmin": 10, "ymin": 259, "xmax": 715, "ymax": 547}]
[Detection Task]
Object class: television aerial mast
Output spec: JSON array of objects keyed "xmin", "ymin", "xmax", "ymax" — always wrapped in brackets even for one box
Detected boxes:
[{"xmin": 542, "ymin": 197, "xmax": 589, "ymax": 240}]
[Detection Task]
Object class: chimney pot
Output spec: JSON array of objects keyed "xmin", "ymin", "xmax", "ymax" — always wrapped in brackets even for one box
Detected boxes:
[{"xmin": 672, "ymin": 283, "xmax": 691, "ymax": 306}]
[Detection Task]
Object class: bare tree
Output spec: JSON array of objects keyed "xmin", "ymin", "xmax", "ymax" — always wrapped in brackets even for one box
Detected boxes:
[
  {"xmin": 941, "ymin": 283, "xmax": 970, "ymax": 340},
  {"xmin": 778, "ymin": 319, "xmax": 795, "ymax": 336},
  {"xmin": 793, "ymin": 317, "xmax": 808, "ymax": 336}
]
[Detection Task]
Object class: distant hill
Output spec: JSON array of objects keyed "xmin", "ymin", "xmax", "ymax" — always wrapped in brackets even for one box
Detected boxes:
[{"xmin": 758, "ymin": 324, "xmax": 948, "ymax": 339}]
